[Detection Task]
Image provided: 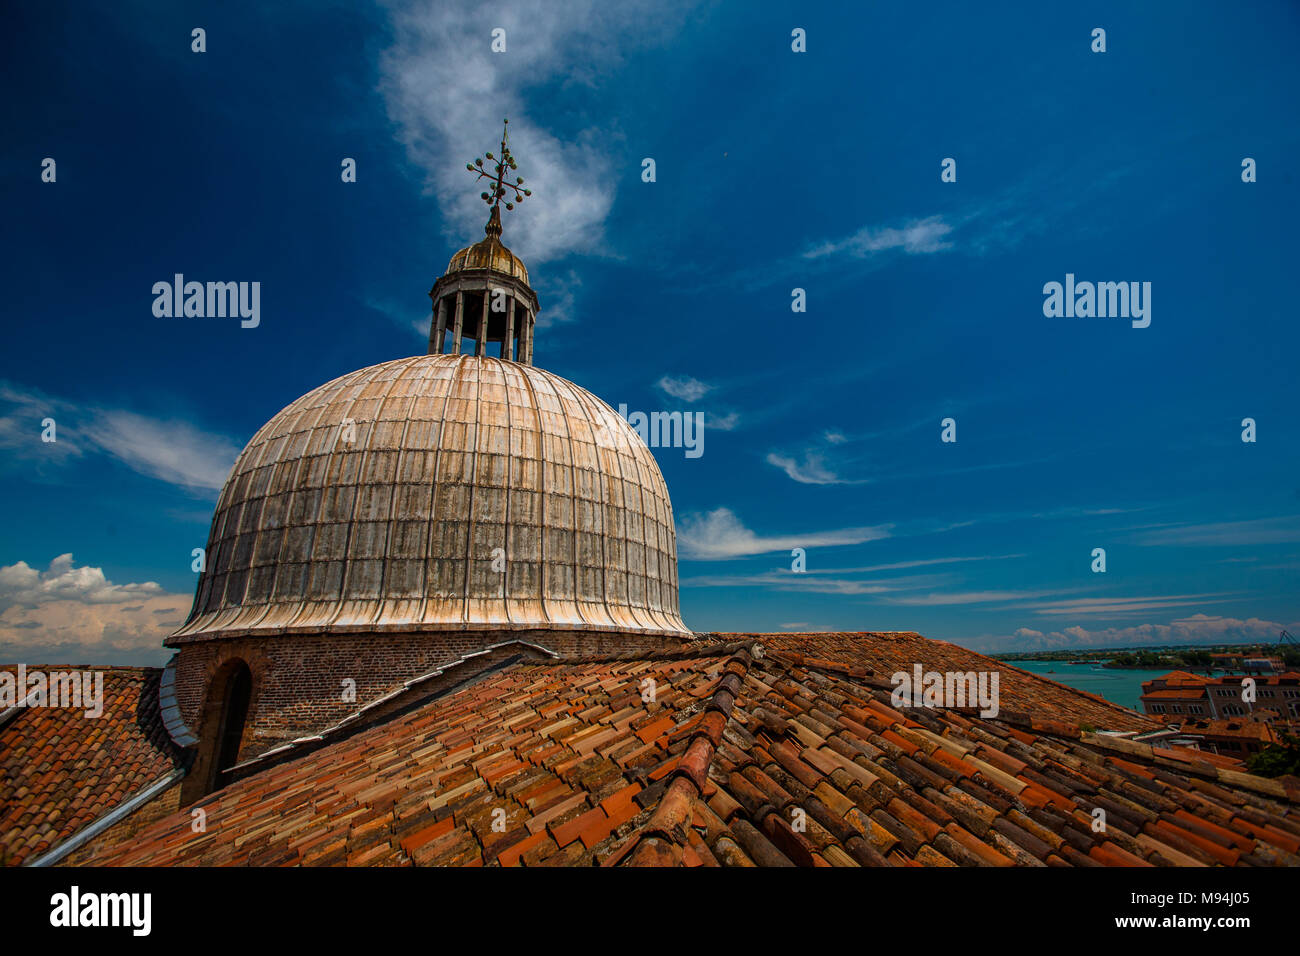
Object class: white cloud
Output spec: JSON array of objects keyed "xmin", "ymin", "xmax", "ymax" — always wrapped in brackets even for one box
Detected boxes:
[
  {"xmin": 966, "ymin": 614, "xmax": 1297, "ymax": 654},
  {"xmin": 806, "ymin": 554, "xmax": 1026, "ymax": 574},
  {"xmin": 885, "ymin": 590, "xmax": 1061, "ymax": 607},
  {"xmin": 0, "ymin": 555, "xmax": 188, "ymax": 663},
  {"xmin": 89, "ymin": 410, "xmax": 239, "ymax": 492},
  {"xmin": 534, "ymin": 269, "xmax": 582, "ymax": 328},
  {"xmin": 803, "ymin": 215, "xmax": 953, "ymax": 260},
  {"xmin": 0, "ymin": 554, "xmax": 166, "ymax": 611},
  {"xmin": 1019, "ymin": 592, "xmax": 1240, "ymax": 617},
  {"xmin": 378, "ymin": 0, "xmax": 694, "ymax": 265},
  {"xmin": 680, "ymin": 569, "xmax": 935, "ymax": 595},
  {"xmin": 0, "ymin": 381, "xmax": 239, "ymax": 493},
  {"xmin": 708, "ymin": 411, "xmax": 740, "ymax": 431},
  {"xmin": 365, "ymin": 297, "xmax": 430, "ymax": 340},
  {"xmin": 766, "ymin": 450, "xmax": 862, "ymax": 485},
  {"xmin": 677, "ymin": 507, "xmax": 890, "ymax": 560},
  {"xmin": 656, "ymin": 375, "xmax": 713, "ymax": 403}
]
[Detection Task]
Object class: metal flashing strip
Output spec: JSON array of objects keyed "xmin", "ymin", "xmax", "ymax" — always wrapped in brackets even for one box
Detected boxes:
[
  {"xmin": 0, "ymin": 689, "xmax": 43, "ymax": 732},
  {"xmin": 26, "ymin": 768, "xmax": 187, "ymax": 868}
]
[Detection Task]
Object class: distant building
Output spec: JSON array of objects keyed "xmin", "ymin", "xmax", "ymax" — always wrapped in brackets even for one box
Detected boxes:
[
  {"xmin": 1175, "ymin": 718, "xmax": 1281, "ymax": 759},
  {"xmin": 1208, "ymin": 651, "xmax": 1284, "ymax": 673},
  {"xmin": 1138, "ymin": 671, "xmax": 1216, "ymax": 718},
  {"xmin": 1141, "ymin": 671, "xmax": 1300, "ymax": 721}
]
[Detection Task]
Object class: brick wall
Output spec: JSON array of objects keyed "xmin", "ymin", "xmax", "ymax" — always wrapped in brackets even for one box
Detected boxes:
[{"xmin": 170, "ymin": 628, "xmax": 690, "ymax": 760}]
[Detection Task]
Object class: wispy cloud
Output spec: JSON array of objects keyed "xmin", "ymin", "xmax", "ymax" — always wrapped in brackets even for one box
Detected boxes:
[
  {"xmin": 366, "ymin": 296, "xmax": 432, "ymax": 340},
  {"xmin": 704, "ymin": 154, "xmax": 1152, "ymax": 296},
  {"xmin": 1018, "ymin": 592, "xmax": 1242, "ymax": 617},
  {"xmin": 765, "ymin": 420, "xmax": 877, "ymax": 485},
  {"xmin": 765, "ymin": 450, "xmax": 862, "ymax": 486},
  {"xmin": 1133, "ymin": 515, "xmax": 1300, "ymax": 547},
  {"xmin": 803, "ymin": 215, "xmax": 954, "ymax": 260},
  {"xmin": 804, "ymin": 554, "xmax": 1026, "ymax": 574},
  {"xmin": 887, "ymin": 588, "xmax": 1241, "ymax": 614},
  {"xmin": 681, "ymin": 553, "xmax": 1027, "ymax": 596},
  {"xmin": 656, "ymin": 375, "xmax": 713, "ymax": 402},
  {"xmin": 677, "ymin": 507, "xmax": 890, "ymax": 561},
  {"xmin": 680, "ymin": 569, "xmax": 938, "ymax": 595},
  {"xmin": 534, "ymin": 269, "xmax": 582, "ymax": 328},
  {"xmin": 708, "ymin": 410, "xmax": 740, "ymax": 431},
  {"xmin": 379, "ymin": 0, "xmax": 694, "ymax": 265},
  {"xmin": 0, "ymin": 381, "xmax": 239, "ymax": 493},
  {"xmin": 883, "ymin": 590, "xmax": 1064, "ymax": 607}
]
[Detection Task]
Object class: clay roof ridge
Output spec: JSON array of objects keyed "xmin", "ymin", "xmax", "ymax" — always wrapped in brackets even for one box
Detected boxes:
[
  {"xmin": 764, "ymin": 648, "xmax": 874, "ymax": 681},
  {"xmin": 0, "ymin": 665, "xmax": 167, "ymax": 733},
  {"xmin": 0, "ymin": 664, "xmax": 157, "ymax": 675},
  {"xmin": 767, "ymin": 645, "xmax": 1151, "ymax": 732},
  {"xmin": 605, "ymin": 640, "xmax": 760, "ymax": 866},
  {"xmin": 536, "ymin": 638, "xmax": 754, "ymax": 668},
  {"xmin": 1078, "ymin": 730, "xmax": 1298, "ymax": 803},
  {"xmin": 725, "ymin": 632, "xmax": 1157, "ymax": 730},
  {"xmin": 995, "ymin": 709, "xmax": 1088, "ymax": 738}
]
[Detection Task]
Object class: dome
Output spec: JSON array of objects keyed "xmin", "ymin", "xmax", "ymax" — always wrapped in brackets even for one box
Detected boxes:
[
  {"xmin": 445, "ymin": 235, "xmax": 529, "ymax": 284},
  {"xmin": 171, "ymin": 354, "xmax": 689, "ymax": 642}
]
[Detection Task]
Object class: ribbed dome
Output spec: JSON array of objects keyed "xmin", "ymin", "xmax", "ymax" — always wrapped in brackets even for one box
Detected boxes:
[
  {"xmin": 171, "ymin": 354, "xmax": 689, "ymax": 642},
  {"xmin": 445, "ymin": 236, "xmax": 529, "ymax": 284}
]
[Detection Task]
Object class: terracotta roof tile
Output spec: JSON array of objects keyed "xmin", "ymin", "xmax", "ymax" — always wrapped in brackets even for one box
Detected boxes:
[
  {"xmin": 56, "ymin": 633, "xmax": 1300, "ymax": 868},
  {"xmin": 604, "ymin": 638, "xmax": 1298, "ymax": 867},
  {"xmin": 0, "ymin": 666, "xmax": 183, "ymax": 866},
  {"xmin": 75, "ymin": 647, "xmax": 753, "ymax": 867}
]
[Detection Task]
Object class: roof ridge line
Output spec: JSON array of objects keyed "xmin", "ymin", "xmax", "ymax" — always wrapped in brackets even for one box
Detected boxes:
[
  {"xmin": 764, "ymin": 648, "xmax": 875, "ymax": 681},
  {"xmin": 1077, "ymin": 729, "xmax": 1298, "ymax": 803},
  {"xmin": 605, "ymin": 640, "xmax": 761, "ymax": 866},
  {"xmin": 747, "ymin": 633, "xmax": 1158, "ymax": 730},
  {"xmin": 528, "ymin": 638, "xmax": 746, "ymax": 668}
]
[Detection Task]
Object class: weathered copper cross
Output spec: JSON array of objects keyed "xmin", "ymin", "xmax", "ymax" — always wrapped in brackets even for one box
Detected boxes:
[{"xmin": 465, "ymin": 118, "xmax": 532, "ymax": 213}]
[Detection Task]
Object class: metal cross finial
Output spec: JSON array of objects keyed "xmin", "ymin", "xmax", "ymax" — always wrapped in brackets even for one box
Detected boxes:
[{"xmin": 465, "ymin": 118, "xmax": 532, "ymax": 219}]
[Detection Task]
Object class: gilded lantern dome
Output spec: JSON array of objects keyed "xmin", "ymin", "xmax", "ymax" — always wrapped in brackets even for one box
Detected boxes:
[{"xmin": 444, "ymin": 225, "xmax": 529, "ymax": 284}]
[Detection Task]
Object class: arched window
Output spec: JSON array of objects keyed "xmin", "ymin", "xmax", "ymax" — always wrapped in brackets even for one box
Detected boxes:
[
  {"xmin": 181, "ymin": 658, "xmax": 256, "ymax": 802},
  {"xmin": 214, "ymin": 661, "xmax": 252, "ymax": 785}
]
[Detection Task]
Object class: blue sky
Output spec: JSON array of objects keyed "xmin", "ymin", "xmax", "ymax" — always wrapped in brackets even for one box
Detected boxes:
[{"xmin": 2, "ymin": 0, "xmax": 1298, "ymax": 665}]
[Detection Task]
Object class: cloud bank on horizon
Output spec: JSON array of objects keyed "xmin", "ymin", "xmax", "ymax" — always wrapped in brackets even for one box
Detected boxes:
[{"xmin": 0, "ymin": 555, "xmax": 185, "ymax": 666}]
